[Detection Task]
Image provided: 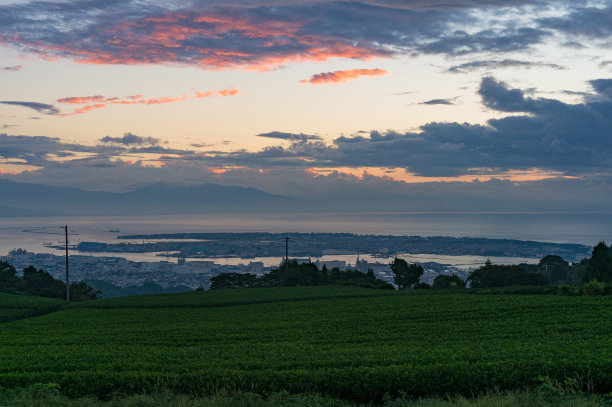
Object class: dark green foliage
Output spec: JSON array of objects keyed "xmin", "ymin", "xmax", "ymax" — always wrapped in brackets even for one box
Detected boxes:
[
  {"xmin": 210, "ymin": 273, "xmax": 260, "ymax": 289},
  {"xmin": 210, "ymin": 261, "xmax": 393, "ymax": 290},
  {"xmin": 568, "ymin": 259, "xmax": 588, "ymax": 284},
  {"xmin": 22, "ymin": 266, "xmax": 66, "ymax": 298},
  {"xmin": 75, "ymin": 286, "xmax": 396, "ymax": 309},
  {"xmin": 432, "ymin": 274, "xmax": 466, "ymax": 289},
  {"xmin": 0, "ymin": 262, "xmax": 99, "ymax": 301},
  {"xmin": 0, "ymin": 288, "xmax": 610, "ymax": 402},
  {"xmin": 583, "ymin": 242, "xmax": 612, "ymax": 283},
  {"xmin": 69, "ymin": 282, "xmax": 102, "ymax": 301},
  {"xmin": 0, "ymin": 292, "xmax": 65, "ymax": 323},
  {"xmin": 389, "ymin": 258, "xmax": 424, "ymax": 289},
  {"xmin": 0, "ymin": 262, "xmax": 19, "ymax": 293},
  {"xmin": 468, "ymin": 262, "xmax": 549, "ymax": 288},
  {"xmin": 85, "ymin": 280, "xmax": 189, "ymax": 298},
  {"xmin": 538, "ymin": 255, "xmax": 571, "ymax": 283}
]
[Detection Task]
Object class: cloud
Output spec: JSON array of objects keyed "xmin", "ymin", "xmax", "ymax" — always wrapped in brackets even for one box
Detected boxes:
[
  {"xmin": 448, "ymin": 59, "xmax": 564, "ymax": 73},
  {"xmin": 217, "ymin": 88, "xmax": 239, "ymax": 97},
  {"xmin": 478, "ymin": 77, "xmax": 537, "ymax": 112},
  {"xmin": 0, "ymin": 0, "xmax": 567, "ymax": 70},
  {"xmin": 590, "ymin": 79, "xmax": 612, "ymax": 100},
  {"xmin": 1, "ymin": 65, "xmax": 22, "ymax": 71},
  {"xmin": 256, "ymin": 131, "xmax": 322, "ymax": 141},
  {"xmin": 419, "ymin": 27, "xmax": 550, "ymax": 56},
  {"xmin": 419, "ymin": 97, "xmax": 458, "ymax": 105},
  {"xmin": 0, "ymin": 133, "xmax": 98, "ymax": 166},
  {"xmin": 538, "ymin": 4, "xmax": 612, "ymax": 39},
  {"xmin": 100, "ymin": 133, "xmax": 160, "ymax": 146},
  {"xmin": 63, "ymin": 103, "xmax": 108, "ymax": 116},
  {"xmin": 2, "ymin": 75, "xmax": 612, "ymax": 211},
  {"xmin": 302, "ymin": 68, "xmax": 388, "ymax": 84},
  {"xmin": 201, "ymin": 76, "xmax": 612, "ymax": 178},
  {"xmin": 0, "ymin": 101, "xmax": 59, "ymax": 115},
  {"xmin": 54, "ymin": 89, "xmax": 237, "ymax": 115},
  {"xmin": 57, "ymin": 95, "xmax": 140, "ymax": 104},
  {"xmin": 358, "ymin": 0, "xmax": 540, "ymax": 10},
  {"xmin": 600, "ymin": 60, "xmax": 612, "ymax": 69}
]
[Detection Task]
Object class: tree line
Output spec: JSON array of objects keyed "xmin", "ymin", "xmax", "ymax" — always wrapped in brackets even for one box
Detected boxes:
[
  {"xmin": 391, "ymin": 241, "xmax": 612, "ymax": 291},
  {"xmin": 210, "ymin": 260, "xmax": 394, "ymax": 290},
  {"xmin": 0, "ymin": 261, "xmax": 100, "ymax": 300},
  {"xmin": 211, "ymin": 241, "xmax": 612, "ymax": 292}
]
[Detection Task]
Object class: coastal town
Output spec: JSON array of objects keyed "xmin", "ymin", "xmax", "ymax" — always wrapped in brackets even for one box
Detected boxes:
[{"xmin": 1, "ymin": 247, "xmax": 474, "ymax": 294}]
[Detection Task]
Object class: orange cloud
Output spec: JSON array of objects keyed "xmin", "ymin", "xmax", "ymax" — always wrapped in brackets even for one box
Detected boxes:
[
  {"xmin": 195, "ymin": 90, "xmax": 215, "ymax": 98},
  {"xmin": 306, "ymin": 167, "xmax": 574, "ymax": 183},
  {"xmin": 218, "ymin": 88, "xmax": 238, "ymax": 96},
  {"xmin": 302, "ymin": 68, "xmax": 388, "ymax": 84},
  {"xmin": 208, "ymin": 166, "xmax": 244, "ymax": 174},
  {"xmin": 59, "ymin": 103, "xmax": 107, "ymax": 116},
  {"xmin": 140, "ymin": 95, "xmax": 189, "ymax": 105},
  {"xmin": 56, "ymin": 89, "xmax": 238, "ymax": 116}
]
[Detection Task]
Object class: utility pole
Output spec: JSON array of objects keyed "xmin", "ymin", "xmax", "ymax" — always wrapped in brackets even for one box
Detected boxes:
[
  {"xmin": 285, "ymin": 236, "xmax": 290, "ymax": 271},
  {"xmin": 62, "ymin": 225, "xmax": 70, "ymax": 301}
]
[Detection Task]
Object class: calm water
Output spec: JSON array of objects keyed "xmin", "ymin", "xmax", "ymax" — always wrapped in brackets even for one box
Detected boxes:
[{"xmin": 0, "ymin": 212, "xmax": 610, "ymax": 263}]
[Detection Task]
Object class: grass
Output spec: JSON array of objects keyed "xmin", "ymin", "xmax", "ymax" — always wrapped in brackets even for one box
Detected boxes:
[{"xmin": 1, "ymin": 388, "xmax": 610, "ymax": 407}]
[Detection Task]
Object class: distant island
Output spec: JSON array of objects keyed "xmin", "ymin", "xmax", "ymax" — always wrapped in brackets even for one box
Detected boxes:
[{"xmin": 72, "ymin": 232, "xmax": 591, "ymax": 262}]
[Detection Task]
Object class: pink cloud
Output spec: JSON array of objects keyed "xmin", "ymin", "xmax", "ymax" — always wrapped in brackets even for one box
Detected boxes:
[
  {"xmin": 302, "ymin": 68, "xmax": 388, "ymax": 84},
  {"xmin": 56, "ymin": 89, "xmax": 238, "ymax": 116},
  {"xmin": 218, "ymin": 88, "xmax": 238, "ymax": 96},
  {"xmin": 57, "ymin": 95, "xmax": 106, "ymax": 104},
  {"xmin": 0, "ymin": 8, "xmax": 390, "ymax": 71}
]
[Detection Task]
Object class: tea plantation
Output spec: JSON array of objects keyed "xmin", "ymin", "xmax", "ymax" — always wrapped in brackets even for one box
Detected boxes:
[{"xmin": 0, "ymin": 287, "xmax": 610, "ymax": 402}]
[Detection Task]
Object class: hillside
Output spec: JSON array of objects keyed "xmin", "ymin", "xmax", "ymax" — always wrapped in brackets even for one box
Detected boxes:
[
  {"xmin": 0, "ymin": 286, "xmax": 610, "ymax": 402},
  {"xmin": 0, "ymin": 292, "xmax": 65, "ymax": 322},
  {"xmin": 0, "ymin": 179, "xmax": 297, "ymax": 215}
]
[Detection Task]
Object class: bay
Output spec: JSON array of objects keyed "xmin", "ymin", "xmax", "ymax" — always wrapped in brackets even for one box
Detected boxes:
[{"xmin": 1, "ymin": 212, "xmax": 610, "ymax": 267}]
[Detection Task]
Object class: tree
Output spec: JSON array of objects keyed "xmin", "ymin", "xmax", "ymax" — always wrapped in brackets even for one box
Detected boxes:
[
  {"xmin": 389, "ymin": 258, "xmax": 423, "ymax": 289},
  {"xmin": 210, "ymin": 272, "xmax": 258, "ymax": 289},
  {"xmin": 468, "ymin": 262, "xmax": 548, "ymax": 288},
  {"xmin": 69, "ymin": 281, "xmax": 102, "ymax": 301},
  {"xmin": 210, "ymin": 262, "xmax": 393, "ymax": 290},
  {"xmin": 0, "ymin": 261, "xmax": 19, "ymax": 293},
  {"xmin": 538, "ymin": 255, "xmax": 570, "ymax": 283},
  {"xmin": 22, "ymin": 266, "xmax": 65, "ymax": 298},
  {"xmin": 0, "ymin": 262, "xmax": 99, "ymax": 300},
  {"xmin": 583, "ymin": 242, "xmax": 612, "ymax": 283},
  {"xmin": 432, "ymin": 274, "xmax": 466, "ymax": 289}
]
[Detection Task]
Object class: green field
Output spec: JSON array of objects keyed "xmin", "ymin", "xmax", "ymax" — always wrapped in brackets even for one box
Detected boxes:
[
  {"xmin": 0, "ymin": 292, "xmax": 65, "ymax": 323},
  {"xmin": 0, "ymin": 287, "xmax": 610, "ymax": 403}
]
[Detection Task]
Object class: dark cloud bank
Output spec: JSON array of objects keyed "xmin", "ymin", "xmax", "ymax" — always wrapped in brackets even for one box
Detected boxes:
[
  {"xmin": 209, "ymin": 77, "xmax": 612, "ymax": 178},
  {"xmin": 0, "ymin": 0, "xmax": 599, "ymax": 69},
  {"xmin": 2, "ymin": 76, "xmax": 612, "ymax": 212}
]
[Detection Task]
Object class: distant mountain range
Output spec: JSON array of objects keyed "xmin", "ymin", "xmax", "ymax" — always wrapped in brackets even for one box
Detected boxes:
[{"xmin": 0, "ymin": 180, "xmax": 298, "ymax": 216}]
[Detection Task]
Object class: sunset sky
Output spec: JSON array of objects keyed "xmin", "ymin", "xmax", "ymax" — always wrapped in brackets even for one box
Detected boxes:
[{"xmin": 0, "ymin": 0, "xmax": 611, "ymax": 211}]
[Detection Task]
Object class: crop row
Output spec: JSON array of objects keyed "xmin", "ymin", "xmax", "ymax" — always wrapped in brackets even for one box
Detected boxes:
[
  {"xmin": 72, "ymin": 285, "xmax": 395, "ymax": 309},
  {"xmin": 0, "ymin": 289, "xmax": 610, "ymax": 401},
  {"xmin": 0, "ymin": 292, "xmax": 65, "ymax": 322}
]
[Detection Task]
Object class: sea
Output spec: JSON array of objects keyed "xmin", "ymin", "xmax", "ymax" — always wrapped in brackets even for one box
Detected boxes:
[{"xmin": 1, "ymin": 212, "xmax": 610, "ymax": 268}]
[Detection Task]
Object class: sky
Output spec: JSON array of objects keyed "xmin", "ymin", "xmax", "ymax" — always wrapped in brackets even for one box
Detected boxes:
[{"xmin": 0, "ymin": 0, "xmax": 611, "ymax": 211}]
